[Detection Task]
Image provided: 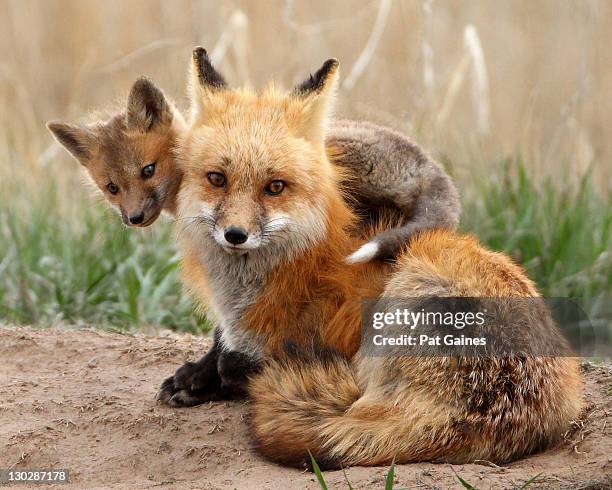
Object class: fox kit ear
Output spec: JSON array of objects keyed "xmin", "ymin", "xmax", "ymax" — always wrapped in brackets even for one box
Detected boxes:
[
  {"xmin": 126, "ymin": 77, "xmax": 173, "ymax": 132},
  {"xmin": 47, "ymin": 121, "xmax": 98, "ymax": 164},
  {"xmin": 291, "ymin": 59, "xmax": 339, "ymax": 144},
  {"xmin": 189, "ymin": 46, "xmax": 228, "ymax": 121}
]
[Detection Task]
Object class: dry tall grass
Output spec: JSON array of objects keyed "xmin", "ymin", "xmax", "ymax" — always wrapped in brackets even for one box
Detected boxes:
[{"xmin": 1, "ymin": 0, "xmax": 610, "ymax": 200}]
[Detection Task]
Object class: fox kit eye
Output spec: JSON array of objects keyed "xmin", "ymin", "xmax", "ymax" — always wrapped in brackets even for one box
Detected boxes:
[
  {"xmin": 107, "ymin": 182, "xmax": 119, "ymax": 195},
  {"xmin": 141, "ymin": 162, "xmax": 156, "ymax": 179},
  {"xmin": 207, "ymin": 172, "xmax": 226, "ymax": 188},
  {"xmin": 265, "ymin": 180, "xmax": 285, "ymax": 196}
]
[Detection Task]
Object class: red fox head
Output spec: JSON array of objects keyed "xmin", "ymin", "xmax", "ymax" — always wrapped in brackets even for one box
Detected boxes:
[
  {"xmin": 178, "ymin": 48, "xmax": 347, "ymax": 259},
  {"xmin": 47, "ymin": 78, "xmax": 184, "ymax": 226}
]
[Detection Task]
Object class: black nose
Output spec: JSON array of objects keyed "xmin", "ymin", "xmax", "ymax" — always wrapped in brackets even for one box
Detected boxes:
[
  {"xmin": 224, "ymin": 226, "xmax": 248, "ymax": 245},
  {"xmin": 129, "ymin": 212, "xmax": 145, "ymax": 225}
]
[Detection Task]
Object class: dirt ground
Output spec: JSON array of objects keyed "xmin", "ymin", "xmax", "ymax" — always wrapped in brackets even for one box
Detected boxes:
[{"xmin": 1, "ymin": 325, "xmax": 610, "ymax": 489}]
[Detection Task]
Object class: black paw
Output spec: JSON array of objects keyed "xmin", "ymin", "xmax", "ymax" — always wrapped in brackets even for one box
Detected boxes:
[
  {"xmin": 173, "ymin": 360, "xmax": 217, "ymax": 392},
  {"xmin": 155, "ymin": 375, "xmax": 214, "ymax": 407},
  {"xmin": 155, "ymin": 375, "xmax": 176, "ymax": 404},
  {"xmin": 155, "ymin": 348, "xmax": 254, "ymax": 407},
  {"xmin": 155, "ymin": 373, "xmax": 218, "ymax": 407},
  {"xmin": 156, "ymin": 346, "xmax": 223, "ymax": 407}
]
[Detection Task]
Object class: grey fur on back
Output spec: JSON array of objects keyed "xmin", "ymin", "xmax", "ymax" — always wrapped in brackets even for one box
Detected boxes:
[{"xmin": 327, "ymin": 119, "xmax": 461, "ymax": 261}]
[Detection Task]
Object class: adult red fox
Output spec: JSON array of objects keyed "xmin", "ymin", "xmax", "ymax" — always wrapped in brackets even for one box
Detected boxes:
[{"xmin": 164, "ymin": 48, "xmax": 582, "ymax": 468}]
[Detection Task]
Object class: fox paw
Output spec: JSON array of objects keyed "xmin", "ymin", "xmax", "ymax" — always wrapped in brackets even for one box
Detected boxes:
[
  {"xmin": 174, "ymin": 360, "xmax": 217, "ymax": 392},
  {"xmin": 156, "ymin": 358, "xmax": 222, "ymax": 407},
  {"xmin": 155, "ymin": 376, "xmax": 208, "ymax": 407}
]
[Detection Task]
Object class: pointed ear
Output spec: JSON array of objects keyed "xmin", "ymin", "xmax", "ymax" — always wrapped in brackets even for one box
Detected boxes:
[
  {"xmin": 293, "ymin": 59, "xmax": 340, "ymax": 98},
  {"xmin": 126, "ymin": 77, "xmax": 173, "ymax": 131},
  {"xmin": 47, "ymin": 121, "xmax": 98, "ymax": 164},
  {"xmin": 291, "ymin": 59, "xmax": 339, "ymax": 144},
  {"xmin": 189, "ymin": 46, "xmax": 228, "ymax": 120}
]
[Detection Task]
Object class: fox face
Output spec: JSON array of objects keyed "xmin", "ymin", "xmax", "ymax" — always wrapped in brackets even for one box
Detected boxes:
[
  {"xmin": 48, "ymin": 78, "xmax": 184, "ymax": 226},
  {"xmin": 178, "ymin": 49, "xmax": 342, "ymax": 260}
]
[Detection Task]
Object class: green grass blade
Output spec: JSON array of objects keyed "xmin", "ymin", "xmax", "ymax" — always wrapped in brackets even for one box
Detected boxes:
[
  {"xmin": 455, "ymin": 475, "xmax": 476, "ymax": 490},
  {"xmin": 308, "ymin": 451, "xmax": 328, "ymax": 490},
  {"xmin": 518, "ymin": 473, "xmax": 542, "ymax": 489},
  {"xmin": 451, "ymin": 467, "xmax": 477, "ymax": 490},
  {"xmin": 341, "ymin": 467, "xmax": 353, "ymax": 490},
  {"xmin": 384, "ymin": 458, "xmax": 396, "ymax": 490}
]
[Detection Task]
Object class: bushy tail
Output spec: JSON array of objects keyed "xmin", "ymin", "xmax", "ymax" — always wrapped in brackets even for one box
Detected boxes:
[
  {"xmin": 249, "ymin": 229, "xmax": 583, "ymax": 469},
  {"xmin": 248, "ymin": 351, "xmax": 475, "ymax": 469}
]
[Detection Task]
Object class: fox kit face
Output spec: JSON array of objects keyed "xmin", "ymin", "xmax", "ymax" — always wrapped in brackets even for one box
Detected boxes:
[
  {"xmin": 179, "ymin": 49, "xmax": 340, "ymax": 259},
  {"xmin": 48, "ymin": 78, "xmax": 183, "ymax": 226}
]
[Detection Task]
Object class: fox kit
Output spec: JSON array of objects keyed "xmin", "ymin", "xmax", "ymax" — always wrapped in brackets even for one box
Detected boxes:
[
  {"xmin": 162, "ymin": 48, "xmax": 582, "ymax": 468},
  {"xmin": 47, "ymin": 78, "xmax": 185, "ymax": 227}
]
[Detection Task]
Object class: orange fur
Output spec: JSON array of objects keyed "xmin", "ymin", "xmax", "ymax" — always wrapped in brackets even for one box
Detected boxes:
[{"xmin": 250, "ymin": 229, "xmax": 583, "ymax": 468}]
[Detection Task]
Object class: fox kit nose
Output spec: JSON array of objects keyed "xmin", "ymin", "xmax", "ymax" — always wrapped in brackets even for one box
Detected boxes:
[
  {"xmin": 129, "ymin": 212, "xmax": 145, "ymax": 225},
  {"xmin": 224, "ymin": 226, "xmax": 248, "ymax": 245}
]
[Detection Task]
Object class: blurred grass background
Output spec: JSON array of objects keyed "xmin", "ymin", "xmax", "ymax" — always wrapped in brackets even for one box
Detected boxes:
[{"xmin": 0, "ymin": 0, "xmax": 610, "ymax": 332}]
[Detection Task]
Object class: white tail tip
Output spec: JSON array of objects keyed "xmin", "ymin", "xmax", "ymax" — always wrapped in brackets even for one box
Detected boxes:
[{"xmin": 346, "ymin": 241, "xmax": 379, "ymax": 264}]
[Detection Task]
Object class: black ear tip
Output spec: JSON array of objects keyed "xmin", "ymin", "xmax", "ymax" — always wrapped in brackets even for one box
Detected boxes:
[
  {"xmin": 191, "ymin": 46, "xmax": 227, "ymax": 89},
  {"xmin": 317, "ymin": 59, "xmax": 340, "ymax": 81},
  {"xmin": 192, "ymin": 46, "xmax": 210, "ymax": 64},
  {"xmin": 322, "ymin": 58, "xmax": 340, "ymax": 71},
  {"xmin": 293, "ymin": 58, "xmax": 340, "ymax": 96}
]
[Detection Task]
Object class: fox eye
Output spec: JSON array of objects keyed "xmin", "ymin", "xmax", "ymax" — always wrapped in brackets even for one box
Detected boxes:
[
  {"xmin": 207, "ymin": 172, "xmax": 226, "ymax": 188},
  {"xmin": 265, "ymin": 180, "xmax": 285, "ymax": 196},
  {"xmin": 141, "ymin": 162, "xmax": 156, "ymax": 179},
  {"xmin": 107, "ymin": 182, "xmax": 119, "ymax": 195}
]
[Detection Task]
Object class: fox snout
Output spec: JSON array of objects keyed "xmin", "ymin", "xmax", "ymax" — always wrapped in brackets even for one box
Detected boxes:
[
  {"xmin": 120, "ymin": 192, "xmax": 163, "ymax": 227},
  {"xmin": 120, "ymin": 208, "xmax": 149, "ymax": 227},
  {"xmin": 127, "ymin": 211, "xmax": 145, "ymax": 225},
  {"xmin": 224, "ymin": 226, "xmax": 249, "ymax": 245},
  {"xmin": 215, "ymin": 223, "xmax": 258, "ymax": 253},
  {"xmin": 120, "ymin": 208, "xmax": 160, "ymax": 227},
  {"xmin": 207, "ymin": 193, "xmax": 265, "ymax": 252}
]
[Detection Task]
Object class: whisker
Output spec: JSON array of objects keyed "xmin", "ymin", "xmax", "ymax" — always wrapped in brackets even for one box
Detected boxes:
[{"xmin": 172, "ymin": 216, "xmax": 211, "ymax": 222}]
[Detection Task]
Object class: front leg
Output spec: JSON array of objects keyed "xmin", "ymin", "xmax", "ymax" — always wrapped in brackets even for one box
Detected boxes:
[
  {"xmin": 156, "ymin": 329, "xmax": 240, "ymax": 407},
  {"xmin": 156, "ymin": 329, "xmax": 262, "ymax": 407},
  {"xmin": 217, "ymin": 350, "xmax": 262, "ymax": 398}
]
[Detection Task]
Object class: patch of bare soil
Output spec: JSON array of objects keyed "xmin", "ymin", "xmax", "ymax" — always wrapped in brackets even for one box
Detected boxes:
[{"xmin": 0, "ymin": 325, "xmax": 610, "ymax": 489}]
